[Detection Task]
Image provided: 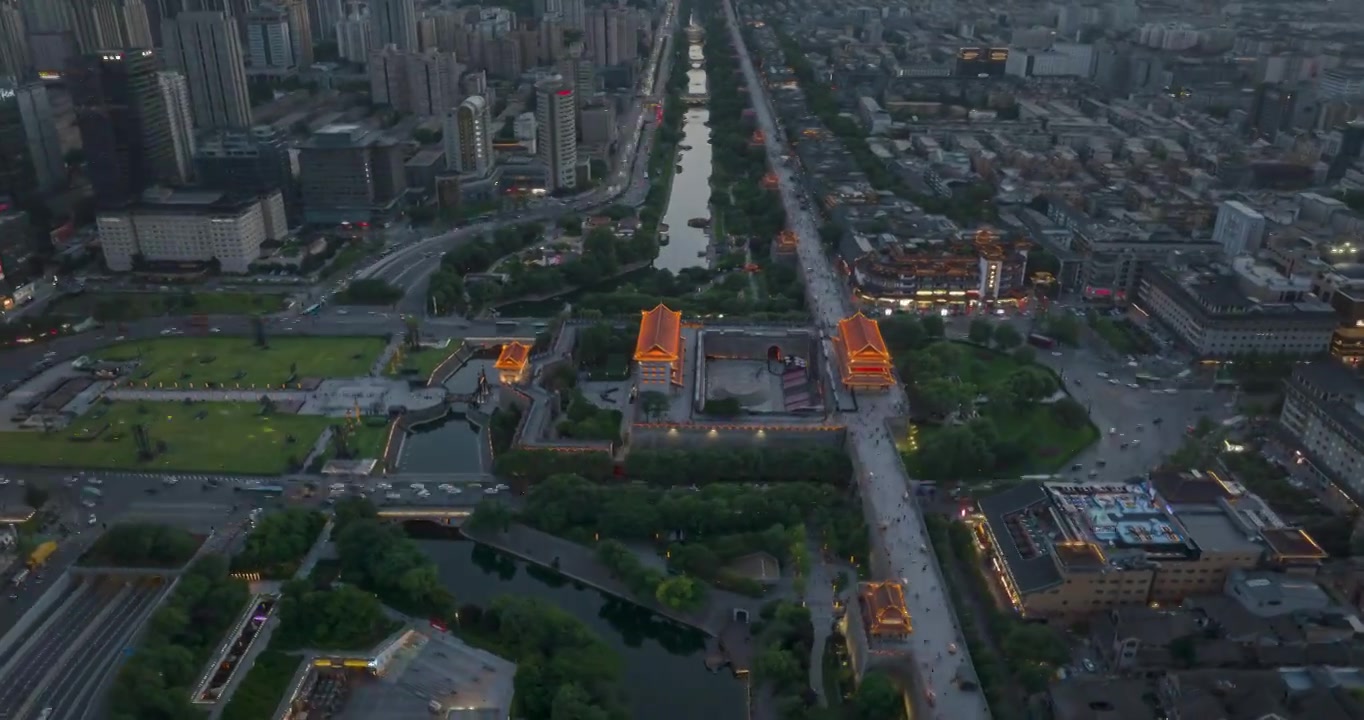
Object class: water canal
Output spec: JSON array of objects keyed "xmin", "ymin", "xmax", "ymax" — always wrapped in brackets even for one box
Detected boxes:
[
  {"xmin": 396, "ymin": 357, "xmax": 493, "ymax": 473},
  {"xmin": 413, "ymin": 536, "xmax": 747, "ymax": 720},
  {"xmin": 656, "ymin": 32, "xmax": 714, "ymax": 274}
]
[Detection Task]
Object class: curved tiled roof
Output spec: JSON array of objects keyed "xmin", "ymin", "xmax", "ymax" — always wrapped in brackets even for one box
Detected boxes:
[
  {"xmin": 634, "ymin": 304, "xmax": 682, "ymax": 361},
  {"xmin": 494, "ymin": 341, "xmax": 531, "ymax": 369},
  {"xmin": 837, "ymin": 313, "xmax": 890, "ymax": 360}
]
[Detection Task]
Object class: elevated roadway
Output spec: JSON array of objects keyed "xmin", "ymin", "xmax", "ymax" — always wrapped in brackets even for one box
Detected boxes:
[{"xmin": 722, "ymin": 3, "xmax": 990, "ymax": 718}]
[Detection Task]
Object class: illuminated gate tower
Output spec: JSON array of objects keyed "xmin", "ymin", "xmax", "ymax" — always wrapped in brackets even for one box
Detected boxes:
[
  {"xmin": 494, "ymin": 341, "xmax": 531, "ymax": 385},
  {"xmin": 633, "ymin": 304, "xmax": 684, "ymax": 387},
  {"xmin": 833, "ymin": 313, "xmax": 894, "ymax": 390}
]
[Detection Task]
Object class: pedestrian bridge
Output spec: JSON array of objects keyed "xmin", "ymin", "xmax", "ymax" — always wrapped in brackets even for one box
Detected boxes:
[{"xmin": 375, "ymin": 506, "xmax": 473, "ymax": 525}]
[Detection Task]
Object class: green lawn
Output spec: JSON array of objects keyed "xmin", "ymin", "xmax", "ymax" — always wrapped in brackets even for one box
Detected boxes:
[
  {"xmin": 95, "ymin": 336, "xmax": 384, "ymax": 387},
  {"xmin": 900, "ymin": 405, "xmax": 1098, "ymax": 478},
  {"xmin": 45, "ymin": 292, "xmax": 288, "ymax": 321},
  {"xmin": 0, "ymin": 402, "xmax": 336, "ymax": 474},
  {"xmin": 387, "ymin": 342, "xmax": 464, "ymax": 381}
]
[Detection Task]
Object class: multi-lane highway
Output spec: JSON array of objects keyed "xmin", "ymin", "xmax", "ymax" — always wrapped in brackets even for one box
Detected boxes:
[
  {"xmin": 0, "ymin": 576, "xmax": 167, "ymax": 720},
  {"xmin": 722, "ymin": 3, "xmax": 990, "ymax": 718}
]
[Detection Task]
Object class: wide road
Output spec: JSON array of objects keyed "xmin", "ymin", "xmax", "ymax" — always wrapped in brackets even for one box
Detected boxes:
[
  {"xmin": 359, "ymin": 0, "xmax": 679, "ymax": 315},
  {"xmin": 722, "ymin": 3, "xmax": 990, "ymax": 718},
  {"xmin": 0, "ymin": 577, "xmax": 163, "ymax": 720}
]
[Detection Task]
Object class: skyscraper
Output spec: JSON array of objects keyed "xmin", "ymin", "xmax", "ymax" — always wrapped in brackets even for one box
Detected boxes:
[
  {"xmin": 5, "ymin": 82, "xmax": 65, "ymax": 191},
  {"xmin": 246, "ymin": 2, "xmax": 295, "ymax": 72},
  {"xmin": 305, "ymin": 0, "xmax": 339, "ymax": 42},
  {"xmin": 0, "ymin": 82, "xmax": 36, "ymax": 201},
  {"xmin": 444, "ymin": 95, "xmax": 493, "ymax": 176},
  {"xmin": 0, "ymin": 1, "xmax": 30, "ymax": 80},
  {"xmin": 157, "ymin": 70, "xmax": 195, "ymax": 182},
  {"xmin": 535, "ymin": 75, "xmax": 576, "ymax": 193},
  {"xmin": 335, "ymin": 9, "xmax": 370, "ymax": 64},
  {"xmin": 584, "ymin": 6, "xmax": 635, "ymax": 67},
  {"xmin": 281, "ymin": 0, "xmax": 313, "ymax": 67},
  {"xmin": 372, "ymin": 0, "xmax": 416, "ymax": 51},
  {"xmin": 163, "ymin": 11, "xmax": 251, "ymax": 129},
  {"xmin": 67, "ymin": 49, "xmax": 177, "ymax": 207}
]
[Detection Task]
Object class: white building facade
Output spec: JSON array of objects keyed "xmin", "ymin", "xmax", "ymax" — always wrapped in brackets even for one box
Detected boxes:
[{"xmin": 98, "ymin": 189, "xmax": 286, "ymax": 273}]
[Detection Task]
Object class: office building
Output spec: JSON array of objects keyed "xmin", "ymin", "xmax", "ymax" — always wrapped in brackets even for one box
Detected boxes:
[
  {"xmin": 298, "ymin": 123, "xmax": 405, "ymax": 224},
  {"xmin": 368, "ymin": 44, "xmax": 407, "ymax": 108},
  {"xmin": 1280, "ymin": 362, "xmax": 1364, "ymax": 500},
  {"xmin": 1137, "ymin": 268, "xmax": 1337, "ymax": 357},
  {"xmin": 65, "ymin": 0, "xmax": 154, "ymax": 53},
  {"xmin": 157, "ymin": 71, "xmax": 195, "ymax": 182},
  {"xmin": 246, "ymin": 2, "xmax": 295, "ymax": 73},
  {"xmin": 0, "ymin": 84, "xmax": 35, "ymax": 202},
  {"xmin": 0, "ymin": 207, "xmax": 36, "ymax": 305},
  {"xmin": 584, "ymin": 6, "xmax": 636, "ymax": 68},
  {"xmin": 1328, "ymin": 120, "xmax": 1364, "ymax": 182},
  {"xmin": 5, "ymin": 82, "xmax": 64, "ymax": 192},
  {"xmin": 335, "ymin": 10, "xmax": 370, "ymax": 64},
  {"xmin": 977, "ymin": 475, "xmax": 1324, "ymax": 619},
  {"xmin": 163, "ymin": 11, "xmax": 252, "ymax": 129},
  {"xmin": 405, "ymin": 49, "xmax": 459, "ymax": 117},
  {"xmin": 514, "ymin": 111, "xmax": 535, "ymax": 154},
  {"xmin": 0, "ymin": 1, "xmax": 29, "ymax": 80},
  {"xmin": 194, "ymin": 126, "xmax": 297, "ymax": 220},
  {"xmin": 281, "ymin": 0, "xmax": 312, "ymax": 66},
  {"xmin": 305, "ymin": 0, "xmax": 340, "ymax": 42},
  {"xmin": 535, "ymin": 75, "xmax": 576, "ymax": 192},
  {"xmin": 67, "ymin": 49, "xmax": 177, "ymax": 207},
  {"xmin": 560, "ymin": 0, "xmax": 583, "ymax": 31},
  {"xmin": 444, "ymin": 95, "xmax": 493, "ymax": 176},
  {"xmin": 580, "ymin": 102, "xmax": 616, "ymax": 148},
  {"xmin": 1212, "ymin": 200, "xmax": 1266, "ymax": 258},
  {"xmin": 371, "ymin": 0, "xmax": 416, "ymax": 51},
  {"xmin": 97, "ymin": 186, "xmax": 286, "ymax": 272}
]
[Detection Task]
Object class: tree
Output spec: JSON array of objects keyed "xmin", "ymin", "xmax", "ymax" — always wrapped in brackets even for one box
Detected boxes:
[
  {"xmin": 851, "ymin": 672, "xmax": 901, "ymax": 720},
  {"xmin": 754, "ymin": 646, "xmax": 804, "ymax": 690},
  {"xmin": 22, "ymin": 482, "xmax": 49, "ymax": 509},
  {"xmin": 967, "ymin": 318, "xmax": 994, "ymax": 345},
  {"xmin": 921, "ymin": 314, "xmax": 945, "ymax": 338},
  {"xmin": 993, "ymin": 323, "xmax": 1023, "ymax": 349},
  {"xmin": 639, "ymin": 391, "xmax": 670, "ymax": 420},
  {"xmin": 1051, "ymin": 397, "xmax": 1090, "ymax": 429},
  {"xmin": 466, "ymin": 500, "xmax": 513, "ymax": 533},
  {"xmin": 915, "ymin": 377, "xmax": 973, "ymax": 418},
  {"xmin": 1011, "ymin": 345, "xmax": 1036, "ymax": 363},
  {"xmin": 1003, "ymin": 367, "xmax": 1057, "ymax": 403},
  {"xmin": 655, "ymin": 575, "xmax": 705, "ymax": 611}
]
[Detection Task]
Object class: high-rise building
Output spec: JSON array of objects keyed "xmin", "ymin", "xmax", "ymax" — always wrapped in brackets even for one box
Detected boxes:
[
  {"xmin": 5, "ymin": 82, "xmax": 65, "ymax": 191},
  {"xmin": 0, "ymin": 1, "xmax": 30, "ymax": 80},
  {"xmin": 560, "ymin": 0, "xmax": 583, "ymax": 31},
  {"xmin": 488, "ymin": 35, "xmax": 521, "ymax": 80},
  {"xmin": 444, "ymin": 95, "xmax": 492, "ymax": 175},
  {"xmin": 298, "ymin": 123, "xmax": 406, "ymax": 224},
  {"xmin": 163, "ymin": 11, "xmax": 252, "ymax": 129},
  {"xmin": 68, "ymin": 0, "xmax": 154, "ymax": 53},
  {"xmin": 335, "ymin": 10, "xmax": 370, "ymax": 64},
  {"xmin": 194, "ymin": 126, "xmax": 298, "ymax": 220},
  {"xmin": 305, "ymin": 0, "xmax": 339, "ymax": 42},
  {"xmin": 535, "ymin": 75, "xmax": 576, "ymax": 192},
  {"xmin": 1328, "ymin": 120, "xmax": 1364, "ymax": 182},
  {"xmin": 371, "ymin": 0, "xmax": 416, "ymax": 51},
  {"xmin": 584, "ymin": 6, "xmax": 635, "ymax": 67},
  {"xmin": 0, "ymin": 83, "xmax": 35, "ymax": 201},
  {"xmin": 281, "ymin": 0, "xmax": 312, "ymax": 67},
  {"xmin": 246, "ymin": 2, "xmax": 295, "ymax": 72},
  {"xmin": 368, "ymin": 44, "xmax": 407, "ymax": 109},
  {"xmin": 410, "ymin": 50, "xmax": 461, "ymax": 117},
  {"xmin": 98, "ymin": 187, "xmax": 287, "ymax": 273},
  {"xmin": 1212, "ymin": 200, "xmax": 1266, "ymax": 258},
  {"xmin": 157, "ymin": 70, "xmax": 195, "ymax": 182},
  {"xmin": 67, "ymin": 49, "xmax": 177, "ymax": 207},
  {"xmin": 533, "ymin": 0, "xmax": 561, "ymax": 19}
]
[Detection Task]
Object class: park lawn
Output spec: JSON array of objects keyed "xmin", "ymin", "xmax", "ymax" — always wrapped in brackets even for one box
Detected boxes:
[
  {"xmin": 900, "ymin": 405, "xmax": 1098, "ymax": 478},
  {"xmin": 0, "ymin": 402, "xmax": 334, "ymax": 474},
  {"xmin": 45, "ymin": 292, "xmax": 288, "ymax": 320},
  {"xmin": 950, "ymin": 342, "xmax": 1026, "ymax": 387},
  {"xmin": 94, "ymin": 336, "xmax": 384, "ymax": 387},
  {"xmin": 388, "ymin": 342, "xmax": 464, "ymax": 381}
]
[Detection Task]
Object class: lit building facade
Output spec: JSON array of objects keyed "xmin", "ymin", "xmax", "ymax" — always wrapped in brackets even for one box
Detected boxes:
[
  {"xmin": 851, "ymin": 229, "xmax": 1031, "ymax": 311},
  {"xmin": 494, "ymin": 341, "xmax": 530, "ymax": 385},
  {"xmin": 633, "ymin": 304, "xmax": 683, "ymax": 387},
  {"xmin": 842, "ymin": 581, "xmax": 912, "ymax": 679},
  {"xmin": 832, "ymin": 313, "xmax": 893, "ymax": 390},
  {"xmin": 1280, "ymin": 362, "xmax": 1364, "ymax": 500}
]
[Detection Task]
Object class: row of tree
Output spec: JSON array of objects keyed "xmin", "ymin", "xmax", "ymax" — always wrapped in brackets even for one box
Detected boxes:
[
  {"xmin": 230, "ymin": 508, "xmax": 327, "ymax": 579},
  {"xmin": 80, "ymin": 522, "xmax": 200, "ymax": 568},
  {"xmin": 331, "ymin": 498, "xmax": 456, "ymax": 620},
  {"xmin": 493, "ymin": 444, "xmax": 853, "ymax": 486},
  {"xmin": 515, "ymin": 474, "xmax": 870, "ymax": 575},
  {"xmin": 108, "ymin": 556, "xmax": 251, "ymax": 720},
  {"xmin": 595, "ymin": 539, "xmax": 707, "ymax": 612}
]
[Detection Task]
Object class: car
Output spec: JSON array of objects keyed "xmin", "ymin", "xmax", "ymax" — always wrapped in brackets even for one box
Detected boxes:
[
  {"xmin": 377, "ymin": 482, "xmax": 392, "ymax": 490},
  {"xmin": 0, "ymin": 478, "xmax": 7, "ymax": 486},
  {"xmin": 87, "ymin": 477, "xmax": 103, "ymax": 486},
  {"xmin": 1127, "ymin": 383, "xmax": 1140, "ymax": 389},
  {"xmin": 1071, "ymin": 463, "xmax": 1083, "ymax": 471},
  {"xmin": 210, "ymin": 327, "xmax": 222, "ymax": 333},
  {"xmin": 446, "ymin": 487, "xmax": 462, "ymax": 494},
  {"xmin": 947, "ymin": 643, "xmax": 958, "ymax": 654},
  {"xmin": 82, "ymin": 499, "xmax": 96, "ymax": 508},
  {"xmin": 162, "ymin": 476, "xmax": 178, "ymax": 486},
  {"xmin": 1096, "ymin": 372, "xmax": 1109, "ymax": 378},
  {"xmin": 1108, "ymin": 378, "xmax": 1120, "ymax": 385},
  {"xmin": 87, "ymin": 514, "xmax": 97, "ymax": 526},
  {"xmin": 1082, "ymin": 659, "xmax": 1097, "ymax": 673},
  {"xmin": 160, "ymin": 329, "xmax": 173, "ymax": 335},
  {"xmin": 495, "ymin": 483, "xmax": 509, "ymax": 491},
  {"xmin": 385, "ymin": 492, "xmax": 402, "ymax": 500},
  {"xmin": 1108, "ymin": 427, "xmax": 1117, "ymax": 435},
  {"xmin": 1152, "ymin": 417, "xmax": 1163, "ymax": 425},
  {"xmin": 1131, "ymin": 438, "xmax": 1141, "ymax": 446},
  {"xmin": 484, "ymin": 487, "xmax": 499, "ymax": 495},
  {"xmin": 1120, "ymin": 443, "xmax": 1129, "ymax": 450}
]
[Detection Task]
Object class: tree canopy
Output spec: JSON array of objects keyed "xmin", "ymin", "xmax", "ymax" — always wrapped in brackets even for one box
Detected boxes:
[
  {"xmin": 231, "ymin": 508, "xmax": 327, "ymax": 579},
  {"xmin": 81, "ymin": 523, "xmax": 200, "ymax": 568}
]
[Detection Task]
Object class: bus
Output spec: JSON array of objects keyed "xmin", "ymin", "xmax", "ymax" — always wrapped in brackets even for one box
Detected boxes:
[
  {"xmin": 11, "ymin": 568, "xmax": 29, "ymax": 586},
  {"xmin": 1027, "ymin": 333, "xmax": 1056, "ymax": 349},
  {"xmin": 240, "ymin": 484, "xmax": 286, "ymax": 495},
  {"xmin": 303, "ymin": 303, "xmax": 322, "ymax": 316},
  {"xmin": 1135, "ymin": 373, "xmax": 1159, "ymax": 383}
]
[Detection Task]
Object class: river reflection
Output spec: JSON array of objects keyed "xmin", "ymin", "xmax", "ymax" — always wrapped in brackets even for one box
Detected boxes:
[
  {"xmin": 412, "ymin": 535, "xmax": 746, "ymax": 720},
  {"xmin": 656, "ymin": 41, "xmax": 714, "ymax": 274},
  {"xmin": 397, "ymin": 358, "xmax": 493, "ymax": 473}
]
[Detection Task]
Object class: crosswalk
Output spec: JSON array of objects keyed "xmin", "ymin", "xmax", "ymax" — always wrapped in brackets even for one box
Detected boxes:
[{"xmin": 94, "ymin": 472, "xmax": 279, "ymax": 487}]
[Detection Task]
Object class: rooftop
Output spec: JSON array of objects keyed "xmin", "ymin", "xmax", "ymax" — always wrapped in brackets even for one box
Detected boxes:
[
  {"xmin": 339, "ymin": 630, "xmax": 515, "ymax": 720},
  {"xmin": 494, "ymin": 341, "xmax": 530, "ymax": 370},
  {"xmin": 837, "ymin": 313, "xmax": 891, "ymax": 359},
  {"xmin": 858, "ymin": 581, "xmax": 912, "ymax": 637},
  {"xmin": 634, "ymin": 304, "xmax": 682, "ymax": 362}
]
